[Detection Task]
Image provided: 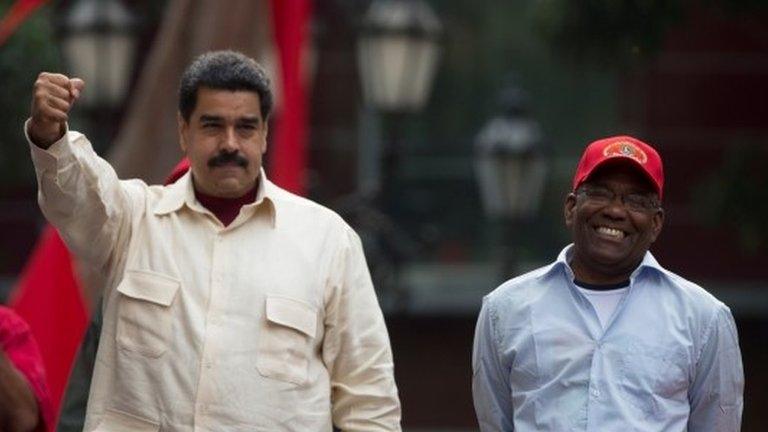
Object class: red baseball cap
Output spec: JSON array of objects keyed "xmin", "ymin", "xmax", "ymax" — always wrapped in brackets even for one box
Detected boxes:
[{"xmin": 572, "ymin": 135, "xmax": 664, "ymax": 199}]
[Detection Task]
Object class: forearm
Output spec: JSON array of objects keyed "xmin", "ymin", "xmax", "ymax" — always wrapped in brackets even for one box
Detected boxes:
[
  {"xmin": 330, "ymin": 338, "xmax": 400, "ymax": 431},
  {"xmin": 326, "ymin": 230, "xmax": 401, "ymax": 431},
  {"xmin": 688, "ymin": 307, "xmax": 744, "ymax": 432},
  {"xmin": 472, "ymin": 300, "xmax": 515, "ymax": 432},
  {"xmin": 328, "ymin": 301, "xmax": 400, "ymax": 430},
  {"xmin": 0, "ymin": 352, "xmax": 39, "ymax": 432},
  {"xmin": 29, "ymin": 123, "xmax": 133, "ymax": 271}
]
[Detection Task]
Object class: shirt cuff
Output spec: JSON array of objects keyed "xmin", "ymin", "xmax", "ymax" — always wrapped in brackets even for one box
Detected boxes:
[{"xmin": 25, "ymin": 118, "xmax": 77, "ymax": 172}]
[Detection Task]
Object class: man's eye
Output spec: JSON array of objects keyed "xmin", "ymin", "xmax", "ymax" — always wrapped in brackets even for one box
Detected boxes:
[
  {"xmin": 202, "ymin": 123, "xmax": 220, "ymax": 129},
  {"xmin": 588, "ymin": 188, "xmax": 612, "ymax": 199},
  {"xmin": 626, "ymin": 194, "xmax": 651, "ymax": 208}
]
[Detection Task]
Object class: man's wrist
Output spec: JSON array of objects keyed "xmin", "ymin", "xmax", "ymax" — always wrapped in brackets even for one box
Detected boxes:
[{"xmin": 27, "ymin": 119, "xmax": 65, "ymax": 150}]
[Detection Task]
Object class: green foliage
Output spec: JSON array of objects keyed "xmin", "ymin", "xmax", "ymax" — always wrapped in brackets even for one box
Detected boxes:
[
  {"xmin": 533, "ymin": 0, "xmax": 684, "ymax": 67},
  {"xmin": 533, "ymin": 0, "xmax": 768, "ymax": 67},
  {"xmin": 693, "ymin": 144, "xmax": 768, "ymax": 253},
  {"xmin": 0, "ymin": 2, "xmax": 62, "ymax": 189}
]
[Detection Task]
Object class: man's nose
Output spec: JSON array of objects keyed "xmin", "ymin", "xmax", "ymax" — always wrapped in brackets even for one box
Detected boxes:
[
  {"xmin": 603, "ymin": 195, "xmax": 629, "ymax": 218},
  {"xmin": 220, "ymin": 127, "xmax": 239, "ymax": 151}
]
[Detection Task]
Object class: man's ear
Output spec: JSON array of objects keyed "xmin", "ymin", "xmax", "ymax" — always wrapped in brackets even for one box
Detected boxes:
[
  {"xmin": 564, "ymin": 193, "xmax": 577, "ymax": 229},
  {"xmin": 649, "ymin": 207, "xmax": 665, "ymax": 243},
  {"xmin": 261, "ymin": 120, "xmax": 268, "ymax": 154},
  {"xmin": 177, "ymin": 112, "xmax": 188, "ymax": 153}
]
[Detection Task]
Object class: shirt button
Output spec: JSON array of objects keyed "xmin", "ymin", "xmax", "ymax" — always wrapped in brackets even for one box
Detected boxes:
[{"xmin": 591, "ymin": 388, "xmax": 600, "ymax": 397}]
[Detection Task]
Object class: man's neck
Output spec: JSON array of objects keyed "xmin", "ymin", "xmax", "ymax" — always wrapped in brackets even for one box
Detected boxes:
[
  {"xmin": 573, "ymin": 278, "xmax": 630, "ymax": 291},
  {"xmin": 569, "ymin": 255, "xmax": 639, "ymax": 286}
]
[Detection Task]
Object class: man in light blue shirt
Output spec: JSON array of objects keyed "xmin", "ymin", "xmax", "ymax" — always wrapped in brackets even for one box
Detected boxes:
[{"xmin": 472, "ymin": 136, "xmax": 744, "ymax": 431}]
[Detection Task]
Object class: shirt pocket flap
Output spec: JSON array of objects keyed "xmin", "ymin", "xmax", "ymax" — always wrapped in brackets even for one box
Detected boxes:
[
  {"xmin": 265, "ymin": 296, "xmax": 317, "ymax": 338},
  {"xmin": 117, "ymin": 271, "xmax": 180, "ymax": 307}
]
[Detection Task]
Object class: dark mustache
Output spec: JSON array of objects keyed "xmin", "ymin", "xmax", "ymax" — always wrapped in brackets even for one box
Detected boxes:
[{"xmin": 208, "ymin": 151, "xmax": 249, "ymax": 168}]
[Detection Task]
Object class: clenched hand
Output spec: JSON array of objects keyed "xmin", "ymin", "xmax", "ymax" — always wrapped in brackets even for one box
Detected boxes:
[{"xmin": 28, "ymin": 73, "xmax": 84, "ymax": 149}]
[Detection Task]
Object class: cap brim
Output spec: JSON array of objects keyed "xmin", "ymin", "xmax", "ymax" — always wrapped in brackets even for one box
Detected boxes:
[{"xmin": 583, "ymin": 157, "xmax": 661, "ymax": 196}]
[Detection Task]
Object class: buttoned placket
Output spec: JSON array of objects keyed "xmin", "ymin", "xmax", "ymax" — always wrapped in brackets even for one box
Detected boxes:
[
  {"xmin": 564, "ymin": 265, "xmax": 639, "ymax": 431},
  {"xmin": 566, "ymin": 277, "xmax": 603, "ymax": 431},
  {"xmin": 188, "ymin": 197, "xmax": 270, "ymax": 430},
  {"xmin": 193, "ymin": 228, "xmax": 226, "ymax": 430}
]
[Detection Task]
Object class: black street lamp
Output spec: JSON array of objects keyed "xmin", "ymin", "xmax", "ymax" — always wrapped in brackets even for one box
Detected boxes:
[
  {"xmin": 354, "ymin": 0, "xmax": 442, "ymax": 310},
  {"xmin": 59, "ymin": 0, "xmax": 137, "ymax": 111},
  {"xmin": 356, "ymin": 0, "xmax": 443, "ymax": 198},
  {"xmin": 475, "ymin": 83, "xmax": 547, "ymax": 277},
  {"xmin": 357, "ymin": 0, "xmax": 442, "ymax": 113}
]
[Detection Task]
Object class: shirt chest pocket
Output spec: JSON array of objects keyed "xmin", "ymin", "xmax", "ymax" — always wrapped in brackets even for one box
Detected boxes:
[
  {"xmin": 116, "ymin": 270, "xmax": 180, "ymax": 358},
  {"xmin": 616, "ymin": 341, "xmax": 690, "ymax": 416},
  {"xmin": 256, "ymin": 296, "xmax": 317, "ymax": 385}
]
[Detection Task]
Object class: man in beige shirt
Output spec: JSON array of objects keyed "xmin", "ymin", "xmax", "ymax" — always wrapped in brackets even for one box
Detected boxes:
[{"xmin": 26, "ymin": 50, "xmax": 401, "ymax": 431}]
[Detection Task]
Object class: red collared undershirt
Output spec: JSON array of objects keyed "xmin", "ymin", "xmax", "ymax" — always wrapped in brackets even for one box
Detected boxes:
[{"xmin": 194, "ymin": 186, "xmax": 258, "ymax": 227}]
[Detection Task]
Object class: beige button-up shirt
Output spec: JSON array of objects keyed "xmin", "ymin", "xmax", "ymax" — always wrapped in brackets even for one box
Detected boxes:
[{"xmin": 29, "ymin": 127, "xmax": 401, "ymax": 431}]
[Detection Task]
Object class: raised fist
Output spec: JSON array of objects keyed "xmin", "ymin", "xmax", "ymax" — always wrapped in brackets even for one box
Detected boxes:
[{"xmin": 28, "ymin": 73, "xmax": 84, "ymax": 148}]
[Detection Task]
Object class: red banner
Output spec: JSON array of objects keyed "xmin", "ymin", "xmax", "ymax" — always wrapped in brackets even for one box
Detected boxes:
[
  {"xmin": 0, "ymin": 0, "xmax": 48, "ymax": 46},
  {"xmin": 269, "ymin": 0, "xmax": 313, "ymax": 196},
  {"xmin": 10, "ymin": 227, "xmax": 88, "ymax": 427}
]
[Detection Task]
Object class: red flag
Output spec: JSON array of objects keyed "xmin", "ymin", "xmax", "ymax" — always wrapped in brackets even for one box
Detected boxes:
[
  {"xmin": 9, "ymin": 226, "xmax": 89, "ymax": 427},
  {"xmin": 269, "ymin": 0, "xmax": 313, "ymax": 196},
  {"xmin": 0, "ymin": 0, "xmax": 48, "ymax": 46}
]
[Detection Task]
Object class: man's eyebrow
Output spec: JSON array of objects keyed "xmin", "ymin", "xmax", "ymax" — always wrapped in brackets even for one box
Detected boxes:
[
  {"xmin": 237, "ymin": 116, "xmax": 261, "ymax": 125},
  {"xmin": 199, "ymin": 114, "xmax": 224, "ymax": 123}
]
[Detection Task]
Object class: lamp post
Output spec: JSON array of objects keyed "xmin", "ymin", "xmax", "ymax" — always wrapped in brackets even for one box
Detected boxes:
[
  {"xmin": 58, "ymin": 0, "xmax": 137, "ymax": 149},
  {"xmin": 60, "ymin": 0, "xmax": 137, "ymax": 109},
  {"xmin": 354, "ymin": 0, "xmax": 442, "ymax": 309},
  {"xmin": 357, "ymin": 0, "xmax": 442, "ymax": 113},
  {"xmin": 356, "ymin": 0, "xmax": 443, "ymax": 203},
  {"xmin": 475, "ymin": 83, "xmax": 547, "ymax": 278},
  {"xmin": 356, "ymin": 0, "xmax": 442, "ymax": 199}
]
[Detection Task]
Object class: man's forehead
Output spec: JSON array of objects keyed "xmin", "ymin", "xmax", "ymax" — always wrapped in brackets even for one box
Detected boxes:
[{"xmin": 191, "ymin": 88, "xmax": 263, "ymax": 120}]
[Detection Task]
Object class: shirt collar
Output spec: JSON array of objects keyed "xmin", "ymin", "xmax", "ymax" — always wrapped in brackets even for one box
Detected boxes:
[
  {"xmin": 631, "ymin": 249, "xmax": 663, "ymax": 278},
  {"xmin": 153, "ymin": 168, "xmax": 277, "ymax": 227},
  {"xmin": 547, "ymin": 243, "xmax": 663, "ymax": 282}
]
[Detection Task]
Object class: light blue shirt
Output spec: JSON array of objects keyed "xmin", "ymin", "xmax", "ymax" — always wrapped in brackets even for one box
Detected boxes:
[{"xmin": 472, "ymin": 245, "xmax": 743, "ymax": 432}]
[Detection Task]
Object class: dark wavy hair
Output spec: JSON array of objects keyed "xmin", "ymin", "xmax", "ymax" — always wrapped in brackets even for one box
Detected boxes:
[{"xmin": 178, "ymin": 50, "xmax": 273, "ymax": 122}]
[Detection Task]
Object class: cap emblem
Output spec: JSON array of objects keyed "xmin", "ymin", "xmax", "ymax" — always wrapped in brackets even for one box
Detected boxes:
[{"xmin": 603, "ymin": 141, "xmax": 648, "ymax": 164}]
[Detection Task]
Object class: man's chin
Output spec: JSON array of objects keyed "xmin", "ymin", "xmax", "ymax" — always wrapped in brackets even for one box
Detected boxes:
[{"xmin": 211, "ymin": 179, "xmax": 253, "ymax": 198}]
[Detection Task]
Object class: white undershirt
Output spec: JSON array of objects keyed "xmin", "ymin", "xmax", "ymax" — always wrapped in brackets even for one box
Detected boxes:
[{"xmin": 576, "ymin": 286, "xmax": 629, "ymax": 329}]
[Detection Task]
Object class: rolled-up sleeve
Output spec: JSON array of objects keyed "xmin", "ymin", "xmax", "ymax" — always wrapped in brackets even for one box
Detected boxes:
[
  {"xmin": 323, "ymin": 228, "xmax": 401, "ymax": 431},
  {"xmin": 687, "ymin": 306, "xmax": 744, "ymax": 432},
  {"xmin": 472, "ymin": 296, "xmax": 514, "ymax": 432}
]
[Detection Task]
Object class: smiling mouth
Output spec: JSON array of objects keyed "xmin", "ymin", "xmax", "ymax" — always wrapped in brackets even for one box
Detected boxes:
[{"xmin": 596, "ymin": 226, "xmax": 626, "ymax": 239}]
